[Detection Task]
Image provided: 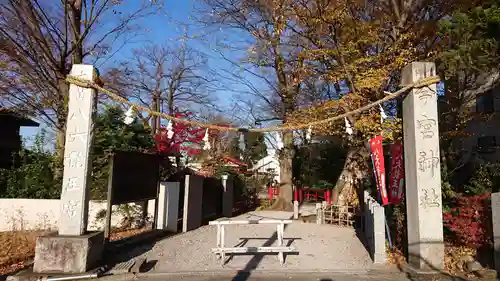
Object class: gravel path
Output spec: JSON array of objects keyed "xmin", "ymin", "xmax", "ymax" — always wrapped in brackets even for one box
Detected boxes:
[{"xmin": 128, "ymin": 211, "xmax": 383, "ymax": 273}]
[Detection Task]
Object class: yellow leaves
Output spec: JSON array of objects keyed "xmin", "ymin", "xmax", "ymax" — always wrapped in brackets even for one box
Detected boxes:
[
  {"xmin": 353, "ymin": 115, "xmax": 382, "ymax": 136},
  {"xmin": 353, "ymin": 67, "xmax": 389, "ymax": 91}
]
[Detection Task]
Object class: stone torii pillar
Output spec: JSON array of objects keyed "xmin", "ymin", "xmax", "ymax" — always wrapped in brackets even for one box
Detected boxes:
[
  {"xmin": 401, "ymin": 62, "xmax": 444, "ymax": 271},
  {"xmin": 58, "ymin": 64, "xmax": 97, "ymax": 235},
  {"xmin": 33, "ymin": 65, "xmax": 104, "ymax": 274}
]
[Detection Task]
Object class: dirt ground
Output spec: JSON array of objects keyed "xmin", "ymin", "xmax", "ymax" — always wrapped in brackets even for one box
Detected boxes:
[
  {"xmin": 0, "ymin": 227, "xmax": 150, "ymax": 276},
  {"xmin": 0, "ymin": 230, "xmax": 44, "ymax": 275}
]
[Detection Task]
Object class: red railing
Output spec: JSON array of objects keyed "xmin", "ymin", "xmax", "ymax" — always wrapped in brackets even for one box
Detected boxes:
[
  {"xmin": 294, "ymin": 187, "xmax": 332, "ymax": 204},
  {"xmin": 267, "ymin": 186, "xmax": 333, "ymax": 204},
  {"xmin": 268, "ymin": 186, "xmax": 279, "ymax": 201}
]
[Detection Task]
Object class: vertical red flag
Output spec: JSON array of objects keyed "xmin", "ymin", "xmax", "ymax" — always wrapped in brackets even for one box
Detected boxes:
[
  {"xmin": 369, "ymin": 136, "xmax": 389, "ymax": 205},
  {"xmin": 389, "ymin": 142, "xmax": 405, "ymax": 205}
]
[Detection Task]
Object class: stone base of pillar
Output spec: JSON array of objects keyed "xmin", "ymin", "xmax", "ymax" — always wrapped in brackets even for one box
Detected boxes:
[
  {"xmin": 33, "ymin": 231, "xmax": 104, "ymax": 274},
  {"xmin": 407, "ymin": 242, "xmax": 445, "ymax": 271}
]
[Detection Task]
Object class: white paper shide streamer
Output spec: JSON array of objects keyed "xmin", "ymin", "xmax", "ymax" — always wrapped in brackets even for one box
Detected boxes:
[
  {"xmin": 306, "ymin": 126, "xmax": 312, "ymax": 141},
  {"xmin": 166, "ymin": 120, "xmax": 174, "ymax": 139},
  {"xmin": 203, "ymin": 128, "xmax": 211, "ymax": 150},
  {"xmin": 379, "ymin": 104, "xmax": 388, "ymax": 123},
  {"xmin": 123, "ymin": 106, "xmax": 135, "ymax": 125},
  {"xmin": 345, "ymin": 117, "xmax": 353, "ymax": 135}
]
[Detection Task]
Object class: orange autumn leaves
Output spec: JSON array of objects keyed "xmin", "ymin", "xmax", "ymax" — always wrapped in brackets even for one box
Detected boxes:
[{"xmin": 286, "ymin": 93, "xmax": 402, "ymax": 142}]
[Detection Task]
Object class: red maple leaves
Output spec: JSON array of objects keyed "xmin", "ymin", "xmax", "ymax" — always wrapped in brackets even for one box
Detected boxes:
[
  {"xmin": 443, "ymin": 193, "xmax": 491, "ymax": 248},
  {"xmin": 152, "ymin": 110, "xmax": 231, "ymax": 157},
  {"xmin": 153, "ymin": 111, "xmax": 205, "ymax": 156}
]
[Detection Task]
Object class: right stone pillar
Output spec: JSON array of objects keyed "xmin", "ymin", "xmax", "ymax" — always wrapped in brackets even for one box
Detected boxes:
[{"xmin": 401, "ymin": 62, "xmax": 444, "ymax": 270}]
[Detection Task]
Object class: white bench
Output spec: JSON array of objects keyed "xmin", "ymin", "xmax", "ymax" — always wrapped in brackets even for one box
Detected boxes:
[{"xmin": 209, "ymin": 219, "xmax": 295, "ymax": 266}]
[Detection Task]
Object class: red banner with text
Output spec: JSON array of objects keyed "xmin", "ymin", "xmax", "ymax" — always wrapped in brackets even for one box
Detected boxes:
[
  {"xmin": 389, "ymin": 142, "xmax": 405, "ymax": 205},
  {"xmin": 369, "ymin": 136, "xmax": 389, "ymax": 205}
]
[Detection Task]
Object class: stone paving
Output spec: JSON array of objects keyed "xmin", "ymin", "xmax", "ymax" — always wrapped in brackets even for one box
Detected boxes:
[{"xmin": 117, "ymin": 211, "xmax": 390, "ymax": 274}]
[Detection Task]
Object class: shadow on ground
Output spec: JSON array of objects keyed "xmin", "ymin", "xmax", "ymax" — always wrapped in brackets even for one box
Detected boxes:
[
  {"xmin": 227, "ymin": 223, "xmax": 301, "ymax": 281},
  {"xmin": 102, "ymin": 229, "xmax": 173, "ymax": 273},
  {"xmin": 394, "ymin": 241, "xmax": 498, "ymax": 281}
]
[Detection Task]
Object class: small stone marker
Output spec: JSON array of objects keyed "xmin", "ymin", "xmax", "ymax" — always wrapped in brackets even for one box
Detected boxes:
[
  {"xmin": 157, "ymin": 182, "xmax": 180, "ymax": 232},
  {"xmin": 59, "ymin": 64, "xmax": 97, "ymax": 236},
  {"xmin": 293, "ymin": 200, "xmax": 299, "ymax": 219},
  {"xmin": 401, "ymin": 62, "xmax": 444, "ymax": 270},
  {"xmin": 182, "ymin": 175, "xmax": 204, "ymax": 232},
  {"xmin": 315, "ymin": 203, "xmax": 322, "ymax": 224}
]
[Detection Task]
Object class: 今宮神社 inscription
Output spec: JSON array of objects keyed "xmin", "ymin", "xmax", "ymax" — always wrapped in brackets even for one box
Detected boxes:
[
  {"xmin": 417, "ymin": 114, "xmax": 437, "ymax": 139},
  {"xmin": 418, "ymin": 149, "xmax": 439, "ymax": 177},
  {"xmin": 420, "ymin": 188, "xmax": 440, "ymax": 208},
  {"xmin": 402, "ymin": 62, "xmax": 444, "ymax": 270},
  {"xmin": 414, "ymin": 86, "xmax": 435, "ymax": 104}
]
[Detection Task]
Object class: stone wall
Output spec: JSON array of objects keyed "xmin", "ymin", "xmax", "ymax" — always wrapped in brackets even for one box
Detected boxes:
[
  {"xmin": 0, "ymin": 198, "xmax": 155, "ymax": 231},
  {"xmin": 362, "ymin": 190, "xmax": 386, "ymax": 264}
]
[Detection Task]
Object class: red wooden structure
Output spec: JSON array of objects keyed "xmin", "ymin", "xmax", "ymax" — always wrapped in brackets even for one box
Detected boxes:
[
  {"xmin": 267, "ymin": 186, "xmax": 333, "ymax": 204},
  {"xmin": 268, "ymin": 186, "xmax": 279, "ymax": 201},
  {"xmin": 294, "ymin": 187, "xmax": 332, "ymax": 204}
]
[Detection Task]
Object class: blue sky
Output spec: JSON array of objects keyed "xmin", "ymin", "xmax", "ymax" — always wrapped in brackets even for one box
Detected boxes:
[
  {"xmin": 20, "ymin": 0, "xmax": 443, "ymax": 147},
  {"xmin": 22, "ymin": 0, "xmax": 258, "ymax": 146}
]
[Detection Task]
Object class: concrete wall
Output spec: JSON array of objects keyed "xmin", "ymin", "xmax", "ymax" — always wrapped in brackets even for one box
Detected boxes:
[
  {"xmin": 0, "ymin": 198, "xmax": 155, "ymax": 231},
  {"xmin": 362, "ymin": 190, "xmax": 386, "ymax": 264}
]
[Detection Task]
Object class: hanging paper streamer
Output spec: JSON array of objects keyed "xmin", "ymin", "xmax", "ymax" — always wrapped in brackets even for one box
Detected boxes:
[
  {"xmin": 166, "ymin": 120, "xmax": 174, "ymax": 139},
  {"xmin": 379, "ymin": 104, "xmax": 388, "ymax": 123},
  {"xmin": 306, "ymin": 126, "xmax": 312, "ymax": 141},
  {"xmin": 345, "ymin": 117, "xmax": 353, "ymax": 135},
  {"xmin": 123, "ymin": 106, "xmax": 135, "ymax": 125},
  {"xmin": 275, "ymin": 132, "xmax": 284, "ymax": 149},
  {"xmin": 203, "ymin": 128, "xmax": 211, "ymax": 150}
]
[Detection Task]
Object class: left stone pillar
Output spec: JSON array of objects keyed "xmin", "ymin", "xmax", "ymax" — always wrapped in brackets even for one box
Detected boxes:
[{"xmin": 34, "ymin": 65, "xmax": 104, "ymax": 273}]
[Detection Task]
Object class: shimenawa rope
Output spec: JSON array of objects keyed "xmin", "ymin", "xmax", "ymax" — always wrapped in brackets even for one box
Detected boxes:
[{"xmin": 65, "ymin": 75, "xmax": 440, "ymax": 133}]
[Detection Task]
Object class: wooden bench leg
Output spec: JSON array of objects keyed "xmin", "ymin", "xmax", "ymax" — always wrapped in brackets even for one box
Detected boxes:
[
  {"xmin": 277, "ymin": 223, "xmax": 284, "ymax": 265},
  {"xmin": 220, "ymin": 225, "xmax": 225, "ymax": 266},
  {"xmin": 216, "ymin": 224, "xmax": 221, "ymax": 260}
]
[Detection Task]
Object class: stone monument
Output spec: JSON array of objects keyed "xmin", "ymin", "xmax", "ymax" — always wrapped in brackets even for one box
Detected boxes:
[
  {"xmin": 33, "ymin": 65, "xmax": 104, "ymax": 273},
  {"xmin": 401, "ymin": 62, "xmax": 444, "ymax": 270},
  {"xmin": 182, "ymin": 175, "xmax": 204, "ymax": 232},
  {"xmin": 157, "ymin": 182, "xmax": 180, "ymax": 232}
]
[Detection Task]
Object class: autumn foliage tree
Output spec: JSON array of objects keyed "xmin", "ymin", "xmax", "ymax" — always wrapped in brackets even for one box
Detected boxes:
[
  {"xmin": 153, "ymin": 111, "xmax": 236, "ymax": 169},
  {"xmin": 201, "ymin": 0, "xmax": 307, "ymax": 210},
  {"xmin": 0, "ymin": 0, "xmax": 161, "ymax": 181},
  {"xmin": 281, "ymin": 0, "xmax": 466, "ymax": 204},
  {"xmin": 153, "ymin": 110, "xmax": 206, "ymax": 157}
]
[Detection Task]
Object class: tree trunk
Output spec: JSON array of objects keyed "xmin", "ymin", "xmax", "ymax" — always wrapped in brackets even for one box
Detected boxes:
[
  {"xmin": 69, "ymin": 0, "xmax": 83, "ymax": 64},
  {"xmin": 268, "ymin": 131, "xmax": 294, "ymax": 211},
  {"xmin": 54, "ymin": 126, "xmax": 66, "ymax": 183},
  {"xmin": 332, "ymin": 146, "xmax": 370, "ymax": 206},
  {"xmin": 54, "ymin": 81, "xmax": 69, "ymax": 183}
]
